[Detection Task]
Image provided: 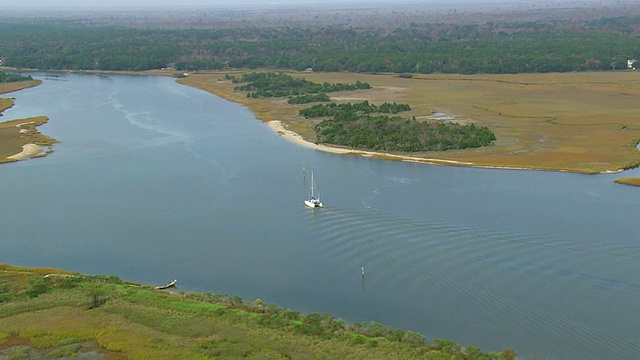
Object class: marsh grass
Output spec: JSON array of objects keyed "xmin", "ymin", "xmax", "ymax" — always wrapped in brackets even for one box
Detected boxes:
[
  {"xmin": 0, "ymin": 116, "xmax": 58, "ymax": 163},
  {"xmin": 0, "ymin": 80, "xmax": 56, "ymax": 164},
  {"xmin": 0, "ymin": 80, "xmax": 41, "ymax": 97},
  {"xmin": 614, "ymin": 177, "xmax": 640, "ymax": 186},
  {"xmin": 0, "ymin": 98, "xmax": 12, "ymax": 114},
  {"xmin": 0, "ymin": 265, "xmax": 513, "ymax": 360},
  {"xmin": 179, "ymin": 71, "xmax": 640, "ymax": 174}
]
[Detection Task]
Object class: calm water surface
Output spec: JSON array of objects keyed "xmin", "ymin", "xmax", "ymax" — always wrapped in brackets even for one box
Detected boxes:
[{"xmin": 1, "ymin": 73, "xmax": 639, "ymax": 359}]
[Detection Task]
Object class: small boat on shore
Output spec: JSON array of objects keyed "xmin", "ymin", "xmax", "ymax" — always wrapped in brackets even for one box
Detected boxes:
[
  {"xmin": 304, "ymin": 171, "xmax": 323, "ymax": 208},
  {"xmin": 155, "ymin": 279, "xmax": 177, "ymax": 290}
]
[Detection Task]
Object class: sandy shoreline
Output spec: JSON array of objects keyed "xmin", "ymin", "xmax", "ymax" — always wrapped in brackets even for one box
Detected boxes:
[
  {"xmin": 266, "ymin": 120, "xmax": 475, "ymax": 167},
  {"xmin": 266, "ymin": 120, "xmax": 629, "ymax": 173},
  {"xmin": 7, "ymin": 143, "xmax": 44, "ymax": 160}
]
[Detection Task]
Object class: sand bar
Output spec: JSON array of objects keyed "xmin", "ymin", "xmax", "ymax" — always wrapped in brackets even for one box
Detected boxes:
[{"xmin": 7, "ymin": 143, "xmax": 44, "ymax": 160}]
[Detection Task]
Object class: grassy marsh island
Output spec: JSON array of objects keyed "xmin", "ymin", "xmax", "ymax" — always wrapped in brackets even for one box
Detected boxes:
[
  {"xmin": 0, "ymin": 75, "xmax": 57, "ymax": 164},
  {"xmin": 0, "ymin": 265, "xmax": 516, "ymax": 360},
  {"xmin": 178, "ymin": 70, "xmax": 640, "ymax": 175}
]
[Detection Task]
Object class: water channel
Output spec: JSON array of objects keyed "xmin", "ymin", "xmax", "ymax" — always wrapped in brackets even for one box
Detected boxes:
[{"xmin": 1, "ymin": 72, "xmax": 639, "ymax": 359}]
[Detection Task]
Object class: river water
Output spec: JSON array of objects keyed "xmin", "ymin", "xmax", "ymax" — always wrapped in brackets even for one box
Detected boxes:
[{"xmin": 1, "ymin": 72, "xmax": 639, "ymax": 359}]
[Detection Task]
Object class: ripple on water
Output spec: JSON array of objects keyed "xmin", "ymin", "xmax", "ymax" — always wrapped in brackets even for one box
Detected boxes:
[{"xmin": 303, "ymin": 206, "xmax": 640, "ymax": 359}]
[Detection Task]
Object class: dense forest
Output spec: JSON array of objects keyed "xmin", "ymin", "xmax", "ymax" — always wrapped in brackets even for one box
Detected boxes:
[
  {"xmin": 0, "ymin": 8, "xmax": 639, "ymax": 74},
  {"xmin": 311, "ymin": 111, "xmax": 496, "ymax": 152}
]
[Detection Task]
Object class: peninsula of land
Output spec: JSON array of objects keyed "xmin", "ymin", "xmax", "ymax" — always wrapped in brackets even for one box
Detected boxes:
[
  {"xmin": 0, "ymin": 79, "xmax": 57, "ymax": 164},
  {"xmin": 178, "ymin": 70, "xmax": 640, "ymax": 175}
]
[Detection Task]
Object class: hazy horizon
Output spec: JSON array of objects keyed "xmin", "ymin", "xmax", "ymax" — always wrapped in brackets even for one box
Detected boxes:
[{"xmin": 1, "ymin": 0, "xmax": 562, "ymax": 10}]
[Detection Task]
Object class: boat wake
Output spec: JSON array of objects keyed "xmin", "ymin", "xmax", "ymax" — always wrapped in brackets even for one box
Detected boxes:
[{"xmin": 302, "ymin": 206, "xmax": 640, "ymax": 359}]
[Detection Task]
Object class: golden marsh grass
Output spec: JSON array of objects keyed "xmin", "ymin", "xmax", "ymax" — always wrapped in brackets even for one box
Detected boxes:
[
  {"xmin": 0, "ymin": 116, "xmax": 58, "ymax": 163},
  {"xmin": 614, "ymin": 177, "xmax": 640, "ymax": 186},
  {"xmin": 0, "ymin": 80, "xmax": 41, "ymax": 99},
  {"xmin": 0, "ymin": 80, "xmax": 56, "ymax": 163},
  {"xmin": 179, "ymin": 70, "xmax": 640, "ymax": 174}
]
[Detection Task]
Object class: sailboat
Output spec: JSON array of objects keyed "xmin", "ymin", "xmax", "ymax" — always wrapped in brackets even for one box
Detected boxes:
[{"xmin": 304, "ymin": 171, "xmax": 323, "ymax": 208}]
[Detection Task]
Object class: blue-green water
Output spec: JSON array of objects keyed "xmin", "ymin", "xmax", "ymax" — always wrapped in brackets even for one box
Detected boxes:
[{"xmin": 1, "ymin": 72, "xmax": 639, "ymax": 359}]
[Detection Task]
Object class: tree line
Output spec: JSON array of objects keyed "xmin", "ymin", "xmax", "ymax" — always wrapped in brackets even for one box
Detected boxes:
[
  {"xmin": 227, "ymin": 72, "xmax": 371, "ymax": 98},
  {"xmin": 229, "ymin": 72, "xmax": 496, "ymax": 152},
  {"xmin": 0, "ymin": 14, "xmax": 639, "ymax": 74},
  {"xmin": 299, "ymin": 101, "xmax": 411, "ymax": 117},
  {"xmin": 314, "ymin": 114, "xmax": 496, "ymax": 152},
  {"xmin": 0, "ymin": 70, "xmax": 33, "ymax": 83},
  {"xmin": 287, "ymin": 93, "xmax": 331, "ymax": 104}
]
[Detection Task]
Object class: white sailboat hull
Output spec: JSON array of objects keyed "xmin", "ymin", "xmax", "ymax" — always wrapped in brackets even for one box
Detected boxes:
[{"xmin": 304, "ymin": 199, "xmax": 323, "ymax": 208}]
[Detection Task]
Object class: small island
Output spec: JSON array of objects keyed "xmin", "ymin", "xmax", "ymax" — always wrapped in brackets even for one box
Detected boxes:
[{"xmin": 0, "ymin": 71, "xmax": 57, "ymax": 164}]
